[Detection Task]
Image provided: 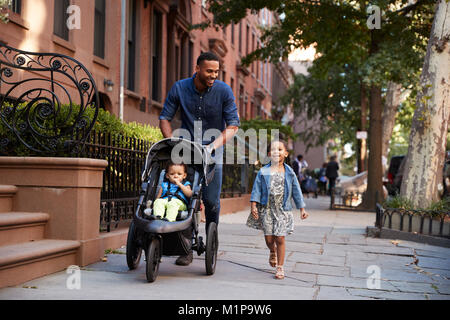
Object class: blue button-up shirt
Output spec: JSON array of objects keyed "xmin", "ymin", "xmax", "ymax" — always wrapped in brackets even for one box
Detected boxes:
[{"xmin": 159, "ymin": 73, "xmax": 240, "ymax": 145}]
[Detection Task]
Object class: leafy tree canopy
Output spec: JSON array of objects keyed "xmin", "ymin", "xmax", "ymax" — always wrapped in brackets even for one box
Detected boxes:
[{"xmin": 196, "ymin": 0, "xmax": 435, "ymax": 87}]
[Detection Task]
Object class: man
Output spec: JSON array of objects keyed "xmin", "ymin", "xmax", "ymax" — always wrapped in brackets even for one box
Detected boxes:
[
  {"xmin": 159, "ymin": 52, "xmax": 240, "ymax": 266},
  {"xmin": 292, "ymin": 154, "xmax": 308, "ymax": 182},
  {"xmin": 325, "ymin": 155, "xmax": 339, "ymax": 195}
]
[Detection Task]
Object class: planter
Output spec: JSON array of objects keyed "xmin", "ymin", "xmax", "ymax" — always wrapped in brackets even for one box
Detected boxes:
[{"xmin": 381, "ymin": 207, "xmax": 450, "ymax": 238}]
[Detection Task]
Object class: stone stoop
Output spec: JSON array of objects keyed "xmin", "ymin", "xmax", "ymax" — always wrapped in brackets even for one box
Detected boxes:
[
  {"xmin": 0, "ymin": 185, "xmax": 80, "ymax": 288},
  {"xmin": 0, "ymin": 185, "xmax": 17, "ymax": 213},
  {"xmin": 0, "ymin": 240, "xmax": 80, "ymax": 288}
]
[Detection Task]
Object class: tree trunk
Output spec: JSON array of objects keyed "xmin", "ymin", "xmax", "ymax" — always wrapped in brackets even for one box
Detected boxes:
[
  {"xmin": 381, "ymin": 82, "xmax": 410, "ymax": 173},
  {"xmin": 358, "ymin": 83, "xmax": 368, "ymax": 173},
  {"xmin": 400, "ymin": 0, "xmax": 450, "ymax": 208},
  {"xmin": 359, "ymin": 85, "xmax": 384, "ymax": 210}
]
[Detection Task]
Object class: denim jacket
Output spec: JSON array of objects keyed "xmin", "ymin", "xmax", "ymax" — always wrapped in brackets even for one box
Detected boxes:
[{"xmin": 250, "ymin": 163, "xmax": 306, "ymax": 210}]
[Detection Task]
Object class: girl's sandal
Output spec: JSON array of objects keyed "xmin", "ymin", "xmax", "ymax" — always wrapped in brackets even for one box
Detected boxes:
[
  {"xmin": 275, "ymin": 266, "xmax": 285, "ymax": 280},
  {"xmin": 269, "ymin": 251, "xmax": 277, "ymax": 267}
]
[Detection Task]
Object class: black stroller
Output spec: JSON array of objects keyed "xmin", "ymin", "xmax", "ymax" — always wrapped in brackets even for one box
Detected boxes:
[{"xmin": 126, "ymin": 137, "xmax": 218, "ymax": 282}]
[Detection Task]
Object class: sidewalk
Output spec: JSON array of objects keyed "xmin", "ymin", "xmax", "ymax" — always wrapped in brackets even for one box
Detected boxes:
[{"xmin": 0, "ymin": 196, "xmax": 449, "ymax": 300}]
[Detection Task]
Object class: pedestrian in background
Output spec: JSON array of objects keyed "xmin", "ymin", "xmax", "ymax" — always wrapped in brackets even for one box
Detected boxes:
[
  {"xmin": 247, "ymin": 140, "xmax": 309, "ymax": 280},
  {"xmin": 326, "ymin": 156, "xmax": 339, "ymax": 195},
  {"xmin": 292, "ymin": 154, "xmax": 308, "ymax": 182},
  {"xmin": 318, "ymin": 163, "xmax": 328, "ymax": 195}
]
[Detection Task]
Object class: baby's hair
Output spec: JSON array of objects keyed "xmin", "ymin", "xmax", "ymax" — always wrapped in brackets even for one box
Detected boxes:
[{"xmin": 166, "ymin": 160, "xmax": 187, "ymax": 173}]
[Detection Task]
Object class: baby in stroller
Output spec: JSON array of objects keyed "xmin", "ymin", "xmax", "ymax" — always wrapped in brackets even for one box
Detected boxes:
[
  {"xmin": 151, "ymin": 161, "xmax": 192, "ymax": 222},
  {"xmin": 126, "ymin": 137, "xmax": 219, "ymax": 283}
]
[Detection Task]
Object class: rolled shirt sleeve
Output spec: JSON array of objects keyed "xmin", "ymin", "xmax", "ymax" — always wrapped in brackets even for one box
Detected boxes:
[
  {"xmin": 159, "ymin": 83, "xmax": 180, "ymax": 121},
  {"xmin": 292, "ymin": 174, "xmax": 306, "ymax": 209},
  {"xmin": 222, "ymin": 86, "xmax": 240, "ymax": 127}
]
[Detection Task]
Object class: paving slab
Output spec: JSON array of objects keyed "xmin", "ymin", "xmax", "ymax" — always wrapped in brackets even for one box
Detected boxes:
[
  {"xmin": 293, "ymin": 263, "xmax": 349, "ymax": 277},
  {"xmin": 316, "ymin": 286, "xmax": 376, "ymax": 300},
  {"xmin": 389, "ymin": 281, "xmax": 440, "ymax": 294},
  {"xmin": 347, "ymin": 288, "xmax": 449, "ymax": 300},
  {"xmin": 287, "ymin": 252, "xmax": 346, "ymax": 267},
  {"xmin": 350, "ymin": 266, "xmax": 437, "ymax": 283},
  {"xmin": 416, "ymin": 256, "xmax": 450, "ymax": 270},
  {"xmin": 317, "ymin": 275, "xmax": 398, "ymax": 291}
]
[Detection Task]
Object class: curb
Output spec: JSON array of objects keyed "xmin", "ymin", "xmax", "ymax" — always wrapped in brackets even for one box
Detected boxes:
[{"xmin": 366, "ymin": 226, "xmax": 450, "ymax": 248}]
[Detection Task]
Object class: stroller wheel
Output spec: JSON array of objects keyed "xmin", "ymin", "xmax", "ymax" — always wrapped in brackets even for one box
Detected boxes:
[
  {"xmin": 205, "ymin": 222, "xmax": 218, "ymax": 275},
  {"xmin": 146, "ymin": 237, "xmax": 161, "ymax": 283},
  {"xmin": 126, "ymin": 220, "xmax": 142, "ymax": 270}
]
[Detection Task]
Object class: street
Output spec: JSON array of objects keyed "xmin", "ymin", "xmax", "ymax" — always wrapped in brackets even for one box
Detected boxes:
[{"xmin": 0, "ymin": 196, "xmax": 449, "ymax": 300}]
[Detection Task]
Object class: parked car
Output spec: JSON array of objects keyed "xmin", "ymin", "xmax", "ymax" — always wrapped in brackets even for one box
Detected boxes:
[
  {"xmin": 387, "ymin": 152, "xmax": 450, "ymax": 199},
  {"xmin": 385, "ymin": 155, "xmax": 405, "ymax": 196},
  {"xmin": 443, "ymin": 151, "xmax": 450, "ymax": 198}
]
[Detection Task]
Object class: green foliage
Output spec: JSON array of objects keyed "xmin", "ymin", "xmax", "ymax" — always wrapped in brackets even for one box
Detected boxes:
[
  {"xmin": 0, "ymin": 0, "xmax": 11, "ymax": 23},
  {"xmin": 383, "ymin": 195, "xmax": 415, "ymax": 210},
  {"xmin": 426, "ymin": 197, "xmax": 450, "ymax": 213},
  {"xmin": 383, "ymin": 195, "xmax": 450, "ymax": 213},
  {"xmin": 239, "ymin": 117, "xmax": 297, "ymax": 142},
  {"xmin": 201, "ymin": 0, "xmax": 434, "ymax": 87},
  {"xmin": 281, "ymin": 64, "xmax": 361, "ymax": 151},
  {"xmin": 0, "ymin": 101, "xmax": 163, "ymax": 156}
]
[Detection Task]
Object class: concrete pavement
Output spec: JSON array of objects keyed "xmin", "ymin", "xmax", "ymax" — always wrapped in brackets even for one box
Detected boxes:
[{"xmin": 1, "ymin": 196, "xmax": 449, "ymax": 300}]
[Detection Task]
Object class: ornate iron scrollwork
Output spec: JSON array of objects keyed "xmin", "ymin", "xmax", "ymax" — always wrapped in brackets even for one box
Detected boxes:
[{"xmin": 0, "ymin": 41, "xmax": 99, "ymax": 156}]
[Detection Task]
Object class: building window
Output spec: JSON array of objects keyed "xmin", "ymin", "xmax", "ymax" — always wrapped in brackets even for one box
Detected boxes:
[
  {"xmin": 238, "ymin": 21, "xmax": 242, "ymax": 54},
  {"xmin": 231, "ymin": 22, "xmax": 235, "ymax": 45},
  {"xmin": 8, "ymin": 0, "xmax": 21, "ymax": 14},
  {"xmin": 239, "ymin": 84, "xmax": 244, "ymax": 118},
  {"xmin": 127, "ymin": 0, "xmax": 137, "ymax": 91},
  {"xmin": 188, "ymin": 41, "xmax": 194, "ymax": 76},
  {"xmin": 260, "ymin": 59, "xmax": 264, "ymax": 82},
  {"xmin": 54, "ymin": 0, "xmax": 70, "ymax": 41},
  {"xmin": 265, "ymin": 62, "xmax": 268, "ymax": 88},
  {"xmin": 252, "ymin": 33, "xmax": 255, "ymax": 73},
  {"xmin": 230, "ymin": 77, "xmax": 234, "ymax": 95},
  {"xmin": 94, "ymin": 0, "xmax": 106, "ymax": 59},
  {"xmin": 246, "ymin": 25, "xmax": 250, "ymax": 55},
  {"xmin": 152, "ymin": 9, "xmax": 162, "ymax": 102}
]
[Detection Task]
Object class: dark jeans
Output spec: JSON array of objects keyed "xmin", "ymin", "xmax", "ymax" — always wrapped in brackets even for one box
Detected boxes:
[
  {"xmin": 328, "ymin": 177, "xmax": 336, "ymax": 195},
  {"xmin": 200, "ymin": 146, "xmax": 224, "ymax": 233},
  {"xmin": 201, "ymin": 163, "xmax": 222, "ymax": 233}
]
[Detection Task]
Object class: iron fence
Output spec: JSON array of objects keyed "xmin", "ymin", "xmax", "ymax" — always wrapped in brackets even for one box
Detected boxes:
[
  {"xmin": 74, "ymin": 130, "xmax": 151, "ymax": 232},
  {"xmin": 75, "ymin": 131, "xmax": 256, "ymax": 232},
  {"xmin": 330, "ymin": 189, "xmax": 364, "ymax": 210},
  {"xmin": 375, "ymin": 203, "xmax": 450, "ymax": 238}
]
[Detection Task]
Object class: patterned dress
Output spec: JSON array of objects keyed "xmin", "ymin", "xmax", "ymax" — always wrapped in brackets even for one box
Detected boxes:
[{"xmin": 247, "ymin": 171, "xmax": 294, "ymax": 236}]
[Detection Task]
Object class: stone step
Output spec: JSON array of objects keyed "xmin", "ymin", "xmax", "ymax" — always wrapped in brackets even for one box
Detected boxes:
[
  {"xmin": 0, "ymin": 239, "xmax": 80, "ymax": 288},
  {"xmin": 0, "ymin": 185, "xmax": 18, "ymax": 213},
  {"xmin": 0, "ymin": 212, "xmax": 50, "ymax": 246}
]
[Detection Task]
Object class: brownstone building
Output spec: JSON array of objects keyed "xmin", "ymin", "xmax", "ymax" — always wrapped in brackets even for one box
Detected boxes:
[{"xmin": 0, "ymin": 0, "xmax": 289, "ymax": 129}]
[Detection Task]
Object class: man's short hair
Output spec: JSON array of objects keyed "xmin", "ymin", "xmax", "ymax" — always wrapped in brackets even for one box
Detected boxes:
[
  {"xmin": 197, "ymin": 52, "xmax": 220, "ymax": 66},
  {"xmin": 297, "ymin": 155, "xmax": 303, "ymax": 160}
]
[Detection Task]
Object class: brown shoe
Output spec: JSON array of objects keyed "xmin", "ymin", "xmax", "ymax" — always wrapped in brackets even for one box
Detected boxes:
[
  {"xmin": 175, "ymin": 251, "xmax": 193, "ymax": 266},
  {"xmin": 269, "ymin": 251, "xmax": 277, "ymax": 267}
]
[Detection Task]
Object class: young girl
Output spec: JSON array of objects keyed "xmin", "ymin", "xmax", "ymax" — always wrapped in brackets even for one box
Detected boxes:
[{"xmin": 248, "ymin": 140, "xmax": 309, "ymax": 279}]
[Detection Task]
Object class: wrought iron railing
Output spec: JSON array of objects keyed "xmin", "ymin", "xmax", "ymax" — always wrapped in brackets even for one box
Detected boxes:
[
  {"xmin": 75, "ymin": 131, "xmax": 256, "ymax": 232},
  {"xmin": 0, "ymin": 42, "xmax": 99, "ymax": 156},
  {"xmin": 375, "ymin": 203, "xmax": 450, "ymax": 238},
  {"xmin": 74, "ymin": 130, "xmax": 151, "ymax": 232},
  {"xmin": 330, "ymin": 189, "xmax": 364, "ymax": 210}
]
